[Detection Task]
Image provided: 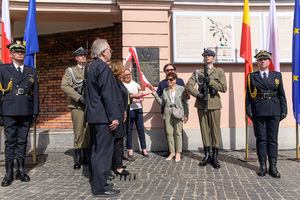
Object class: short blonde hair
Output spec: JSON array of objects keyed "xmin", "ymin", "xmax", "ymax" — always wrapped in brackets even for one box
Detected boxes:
[{"xmin": 110, "ymin": 60, "xmax": 125, "ymax": 81}]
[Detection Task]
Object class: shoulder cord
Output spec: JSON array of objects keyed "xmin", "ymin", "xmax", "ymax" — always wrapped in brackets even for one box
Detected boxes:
[
  {"xmin": 195, "ymin": 70, "xmax": 203, "ymax": 86},
  {"xmin": 247, "ymin": 74, "xmax": 257, "ymax": 99},
  {"xmin": 68, "ymin": 67, "xmax": 83, "ymax": 86},
  {"xmin": 0, "ymin": 78, "xmax": 13, "ymax": 93}
]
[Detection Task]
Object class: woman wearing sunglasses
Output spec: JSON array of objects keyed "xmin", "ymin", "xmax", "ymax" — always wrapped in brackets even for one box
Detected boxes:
[{"xmin": 152, "ymin": 72, "xmax": 189, "ymax": 162}]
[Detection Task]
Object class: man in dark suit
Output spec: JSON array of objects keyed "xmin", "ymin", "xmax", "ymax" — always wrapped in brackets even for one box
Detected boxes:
[
  {"xmin": 246, "ymin": 50, "xmax": 287, "ymax": 178},
  {"xmin": 0, "ymin": 41, "xmax": 39, "ymax": 187},
  {"xmin": 85, "ymin": 38, "xmax": 121, "ymax": 197}
]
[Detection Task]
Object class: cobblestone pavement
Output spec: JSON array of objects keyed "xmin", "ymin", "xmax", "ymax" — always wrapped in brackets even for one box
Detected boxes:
[{"xmin": 0, "ymin": 149, "xmax": 299, "ymax": 200}]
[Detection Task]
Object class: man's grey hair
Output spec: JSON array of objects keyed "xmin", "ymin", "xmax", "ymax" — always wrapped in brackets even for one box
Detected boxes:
[{"xmin": 91, "ymin": 38, "xmax": 108, "ymax": 58}]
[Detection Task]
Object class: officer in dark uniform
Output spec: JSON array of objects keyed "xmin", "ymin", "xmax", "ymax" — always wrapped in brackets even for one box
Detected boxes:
[
  {"xmin": 0, "ymin": 41, "xmax": 39, "ymax": 186},
  {"xmin": 246, "ymin": 50, "xmax": 287, "ymax": 178}
]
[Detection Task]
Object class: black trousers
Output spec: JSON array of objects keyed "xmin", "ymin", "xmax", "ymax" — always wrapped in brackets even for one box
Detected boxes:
[
  {"xmin": 3, "ymin": 115, "xmax": 32, "ymax": 162},
  {"xmin": 252, "ymin": 115, "xmax": 280, "ymax": 158},
  {"xmin": 112, "ymin": 137, "xmax": 123, "ymax": 170},
  {"xmin": 89, "ymin": 123, "xmax": 114, "ymax": 194}
]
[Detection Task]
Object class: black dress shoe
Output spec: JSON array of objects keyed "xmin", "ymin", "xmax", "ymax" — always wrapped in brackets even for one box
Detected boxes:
[
  {"xmin": 114, "ymin": 169, "xmax": 130, "ymax": 176},
  {"xmin": 92, "ymin": 189, "xmax": 120, "ymax": 197}
]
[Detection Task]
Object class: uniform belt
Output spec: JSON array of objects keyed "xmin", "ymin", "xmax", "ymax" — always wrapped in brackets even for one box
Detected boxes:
[
  {"xmin": 12, "ymin": 88, "xmax": 33, "ymax": 95},
  {"xmin": 257, "ymin": 92, "xmax": 277, "ymax": 98},
  {"xmin": 170, "ymin": 104, "xmax": 176, "ymax": 107}
]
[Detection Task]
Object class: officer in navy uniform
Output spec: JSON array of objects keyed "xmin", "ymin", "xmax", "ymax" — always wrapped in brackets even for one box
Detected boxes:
[
  {"xmin": 246, "ymin": 50, "xmax": 287, "ymax": 178},
  {"xmin": 0, "ymin": 41, "xmax": 39, "ymax": 186}
]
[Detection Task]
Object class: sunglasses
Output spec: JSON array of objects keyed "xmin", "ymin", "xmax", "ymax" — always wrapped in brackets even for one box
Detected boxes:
[
  {"xmin": 166, "ymin": 78, "xmax": 174, "ymax": 82},
  {"xmin": 165, "ymin": 69, "xmax": 174, "ymax": 72}
]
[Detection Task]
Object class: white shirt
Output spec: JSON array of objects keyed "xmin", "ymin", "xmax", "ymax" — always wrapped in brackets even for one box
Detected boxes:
[
  {"xmin": 170, "ymin": 90, "xmax": 176, "ymax": 105},
  {"xmin": 13, "ymin": 62, "xmax": 24, "ymax": 73},
  {"xmin": 123, "ymin": 80, "xmax": 142, "ymax": 110},
  {"xmin": 77, "ymin": 64, "xmax": 84, "ymax": 70},
  {"xmin": 259, "ymin": 70, "xmax": 269, "ymax": 78}
]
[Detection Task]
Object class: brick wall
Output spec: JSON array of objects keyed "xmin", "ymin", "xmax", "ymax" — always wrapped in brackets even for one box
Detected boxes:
[{"xmin": 23, "ymin": 23, "xmax": 122, "ymax": 129}]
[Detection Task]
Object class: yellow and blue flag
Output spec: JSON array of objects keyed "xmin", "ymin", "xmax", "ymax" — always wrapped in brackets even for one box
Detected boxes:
[
  {"xmin": 23, "ymin": 0, "xmax": 39, "ymax": 68},
  {"xmin": 293, "ymin": 0, "xmax": 300, "ymax": 124}
]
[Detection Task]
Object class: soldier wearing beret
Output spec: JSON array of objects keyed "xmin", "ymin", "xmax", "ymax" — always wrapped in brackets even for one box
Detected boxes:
[
  {"xmin": 246, "ymin": 50, "xmax": 287, "ymax": 178},
  {"xmin": 0, "ymin": 41, "xmax": 39, "ymax": 186},
  {"xmin": 61, "ymin": 47, "xmax": 90, "ymax": 170},
  {"xmin": 185, "ymin": 50, "xmax": 227, "ymax": 169}
]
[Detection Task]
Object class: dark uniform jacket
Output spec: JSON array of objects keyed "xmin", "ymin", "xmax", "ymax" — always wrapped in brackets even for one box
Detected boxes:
[
  {"xmin": 246, "ymin": 70, "xmax": 287, "ymax": 116},
  {"xmin": 185, "ymin": 66, "xmax": 227, "ymax": 110},
  {"xmin": 0, "ymin": 63, "xmax": 39, "ymax": 116},
  {"xmin": 85, "ymin": 58, "xmax": 121, "ymax": 124}
]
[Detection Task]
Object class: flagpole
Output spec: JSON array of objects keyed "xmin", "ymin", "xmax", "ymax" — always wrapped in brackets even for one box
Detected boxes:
[
  {"xmin": 239, "ymin": 115, "xmax": 256, "ymax": 162},
  {"xmin": 289, "ymin": 121, "xmax": 300, "ymax": 162},
  {"xmin": 33, "ymin": 52, "xmax": 37, "ymax": 164}
]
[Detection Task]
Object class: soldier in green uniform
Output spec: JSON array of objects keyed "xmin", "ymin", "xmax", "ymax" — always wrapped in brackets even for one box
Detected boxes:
[
  {"xmin": 185, "ymin": 50, "xmax": 227, "ymax": 169},
  {"xmin": 246, "ymin": 50, "xmax": 287, "ymax": 178},
  {"xmin": 61, "ymin": 47, "xmax": 90, "ymax": 170}
]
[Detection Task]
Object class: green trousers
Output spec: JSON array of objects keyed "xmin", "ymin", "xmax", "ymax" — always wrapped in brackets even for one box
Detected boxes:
[{"xmin": 197, "ymin": 109, "xmax": 221, "ymax": 147}]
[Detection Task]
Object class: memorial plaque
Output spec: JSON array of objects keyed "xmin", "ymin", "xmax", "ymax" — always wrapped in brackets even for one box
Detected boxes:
[{"xmin": 131, "ymin": 48, "xmax": 160, "ymax": 87}]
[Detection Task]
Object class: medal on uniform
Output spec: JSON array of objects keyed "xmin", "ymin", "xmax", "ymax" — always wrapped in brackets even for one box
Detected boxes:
[
  {"xmin": 275, "ymin": 79, "xmax": 279, "ymax": 87},
  {"xmin": 29, "ymin": 77, "xmax": 34, "ymax": 84}
]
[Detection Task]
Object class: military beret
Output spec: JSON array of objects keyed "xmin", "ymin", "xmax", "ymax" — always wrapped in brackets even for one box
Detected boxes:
[
  {"xmin": 73, "ymin": 47, "xmax": 86, "ymax": 56},
  {"xmin": 202, "ymin": 49, "xmax": 215, "ymax": 57},
  {"xmin": 254, "ymin": 50, "xmax": 272, "ymax": 60},
  {"xmin": 6, "ymin": 41, "xmax": 26, "ymax": 52}
]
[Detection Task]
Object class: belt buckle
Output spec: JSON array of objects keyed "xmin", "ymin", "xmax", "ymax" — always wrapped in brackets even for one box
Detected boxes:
[
  {"xmin": 262, "ymin": 93, "xmax": 267, "ymax": 98},
  {"xmin": 18, "ymin": 88, "xmax": 24, "ymax": 95}
]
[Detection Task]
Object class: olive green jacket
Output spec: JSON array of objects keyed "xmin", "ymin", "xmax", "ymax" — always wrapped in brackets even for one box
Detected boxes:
[
  {"xmin": 185, "ymin": 66, "xmax": 227, "ymax": 110},
  {"xmin": 61, "ymin": 65, "xmax": 85, "ymax": 110}
]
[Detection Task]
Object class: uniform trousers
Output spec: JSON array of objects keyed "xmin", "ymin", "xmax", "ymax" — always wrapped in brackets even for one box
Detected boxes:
[
  {"xmin": 252, "ymin": 115, "xmax": 280, "ymax": 158},
  {"xmin": 71, "ymin": 108, "xmax": 90, "ymax": 149},
  {"xmin": 3, "ymin": 115, "xmax": 32, "ymax": 162},
  {"xmin": 165, "ymin": 108, "xmax": 183, "ymax": 153},
  {"xmin": 89, "ymin": 123, "xmax": 114, "ymax": 194},
  {"xmin": 197, "ymin": 109, "xmax": 221, "ymax": 147}
]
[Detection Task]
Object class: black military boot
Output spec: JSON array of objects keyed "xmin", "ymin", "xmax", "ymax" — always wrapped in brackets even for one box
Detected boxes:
[
  {"xmin": 16, "ymin": 159, "xmax": 30, "ymax": 182},
  {"xmin": 82, "ymin": 148, "xmax": 90, "ymax": 166},
  {"xmin": 268, "ymin": 156, "xmax": 281, "ymax": 178},
  {"xmin": 257, "ymin": 156, "xmax": 267, "ymax": 176},
  {"xmin": 1, "ymin": 161, "xmax": 14, "ymax": 187},
  {"xmin": 73, "ymin": 148, "xmax": 82, "ymax": 170},
  {"xmin": 199, "ymin": 146, "xmax": 211, "ymax": 166},
  {"xmin": 210, "ymin": 147, "xmax": 221, "ymax": 169}
]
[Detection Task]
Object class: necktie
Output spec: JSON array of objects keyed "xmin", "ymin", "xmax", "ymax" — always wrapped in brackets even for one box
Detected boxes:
[
  {"xmin": 17, "ymin": 67, "xmax": 22, "ymax": 75},
  {"xmin": 263, "ymin": 72, "xmax": 267, "ymax": 82}
]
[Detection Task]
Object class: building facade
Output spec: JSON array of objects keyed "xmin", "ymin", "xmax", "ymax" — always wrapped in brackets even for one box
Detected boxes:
[{"xmin": 0, "ymin": 0, "xmax": 296, "ymax": 151}]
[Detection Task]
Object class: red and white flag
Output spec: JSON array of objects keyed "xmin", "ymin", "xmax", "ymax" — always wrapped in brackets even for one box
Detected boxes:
[
  {"xmin": 126, "ymin": 47, "xmax": 152, "ymax": 89},
  {"xmin": 1, "ymin": 0, "xmax": 12, "ymax": 64},
  {"xmin": 266, "ymin": 0, "xmax": 280, "ymax": 72}
]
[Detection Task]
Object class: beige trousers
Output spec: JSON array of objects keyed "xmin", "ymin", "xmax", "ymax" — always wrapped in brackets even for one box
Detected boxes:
[{"xmin": 165, "ymin": 108, "xmax": 183, "ymax": 153}]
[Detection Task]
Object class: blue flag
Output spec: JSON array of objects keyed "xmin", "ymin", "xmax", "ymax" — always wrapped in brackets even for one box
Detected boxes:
[
  {"xmin": 293, "ymin": 0, "xmax": 300, "ymax": 125},
  {"xmin": 23, "ymin": 0, "xmax": 39, "ymax": 68}
]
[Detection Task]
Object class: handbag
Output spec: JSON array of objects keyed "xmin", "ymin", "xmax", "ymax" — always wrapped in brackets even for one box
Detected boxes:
[{"xmin": 171, "ymin": 107, "xmax": 184, "ymax": 119}]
